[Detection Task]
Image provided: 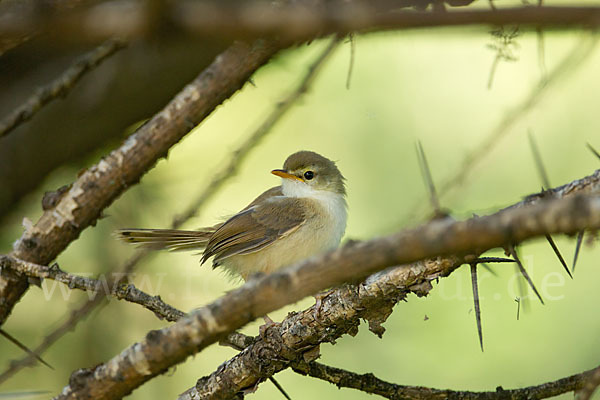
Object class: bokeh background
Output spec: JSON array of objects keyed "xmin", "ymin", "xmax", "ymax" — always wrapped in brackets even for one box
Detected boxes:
[{"xmin": 1, "ymin": 27, "xmax": 600, "ymax": 399}]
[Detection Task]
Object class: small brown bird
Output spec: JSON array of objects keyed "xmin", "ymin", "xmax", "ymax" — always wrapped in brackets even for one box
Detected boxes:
[{"xmin": 117, "ymin": 151, "xmax": 347, "ymax": 280}]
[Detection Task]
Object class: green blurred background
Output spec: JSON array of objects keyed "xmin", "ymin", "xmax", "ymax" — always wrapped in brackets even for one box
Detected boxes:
[{"xmin": 1, "ymin": 27, "xmax": 600, "ymax": 399}]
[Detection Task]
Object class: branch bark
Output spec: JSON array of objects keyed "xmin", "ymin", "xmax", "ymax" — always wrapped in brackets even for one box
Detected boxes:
[
  {"xmin": 3, "ymin": 1, "xmax": 600, "ymax": 44},
  {"xmin": 0, "ymin": 255, "xmax": 186, "ymax": 323},
  {"xmin": 0, "ymin": 38, "xmax": 283, "ymax": 327},
  {"xmin": 52, "ymin": 169, "xmax": 600, "ymax": 399},
  {"xmin": 290, "ymin": 360, "xmax": 597, "ymax": 400}
]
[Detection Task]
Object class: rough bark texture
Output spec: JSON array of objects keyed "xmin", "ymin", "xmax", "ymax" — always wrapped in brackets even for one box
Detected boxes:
[
  {"xmin": 52, "ymin": 184, "xmax": 600, "ymax": 400},
  {"xmin": 181, "ymin": 257, "xmax": 461, "ymax": 399},
  {"xmin": 0, "ymin": 38, "xmax": 283, "ymax": 326}
]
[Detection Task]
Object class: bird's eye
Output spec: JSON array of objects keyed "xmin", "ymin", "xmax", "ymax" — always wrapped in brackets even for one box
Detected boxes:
[{"xmin": 303, "ymin": 171, "xmax": 314, "ymax": 180}]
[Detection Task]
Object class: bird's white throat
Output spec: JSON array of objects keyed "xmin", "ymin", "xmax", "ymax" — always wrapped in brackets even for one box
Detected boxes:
[{"xmin": 281, "ymin": 179, "xmax": 348, "ymax": 248}]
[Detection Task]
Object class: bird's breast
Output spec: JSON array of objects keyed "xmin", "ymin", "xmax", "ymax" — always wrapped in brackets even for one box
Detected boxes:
[{"xmin": 222, "ymin": 192, "xmax": 347, "ymax": 279}]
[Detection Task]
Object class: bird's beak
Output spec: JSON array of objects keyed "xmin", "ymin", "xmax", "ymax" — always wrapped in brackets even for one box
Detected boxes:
[{"xmin": 271, "ymin": 169, "xmax": 304, "ymax": 182}]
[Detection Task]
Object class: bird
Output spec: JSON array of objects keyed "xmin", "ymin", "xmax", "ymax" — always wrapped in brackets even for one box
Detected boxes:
[{"xmin": 116, "ymin": 151, "xmax": 347, "ymax": 281}]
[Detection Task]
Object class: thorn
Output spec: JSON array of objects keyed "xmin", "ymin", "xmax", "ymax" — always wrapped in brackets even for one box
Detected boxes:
[
  {"xmin": 508, "ymin": 245, "xmax": 544, "ymax": 305},
  {"xmin": 469, "ymin": 263, "xmax": 484, "ymax": 352},
  {"xmin": 544, "ymin": 234, "xmax": 573, "ymax": 279},
  {"xmin": 269, "ymin": 377, "xmax": 292, "ymax": 400},
  {"xmin": 472, "ymin": 257, "xmax": 515, "ymax": 264},
  {"xmin": 586, "ymin": 143, "xmax": 600, "ymax": 161},
  {"xmin": 514, "ymin": 297, "xmax": 521, "ymax": 320},
  {"xmin": 528, "ymin": 130, "xmax": 551, "ymax": 189},
  {"xmin": 416, "ymin": 141, "xmax": 443, "ymax": 217},
  {"xmin": 572, "ymin": 230, "xmax": 585, "ymax": 272},
  {"xmin": 345, "ymin": 33, "xmax": 355, "ymax": 90},
  {"xmin": 0, "ymin": 329, "xmax": 53, "ymax": 370}
]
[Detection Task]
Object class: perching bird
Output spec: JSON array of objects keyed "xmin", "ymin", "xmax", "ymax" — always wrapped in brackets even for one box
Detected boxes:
[{"xmin": 117, "ymin": 151, "xmax": 347, "ymax": 280}]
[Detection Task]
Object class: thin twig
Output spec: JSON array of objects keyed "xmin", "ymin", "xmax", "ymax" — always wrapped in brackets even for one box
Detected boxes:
[
  {"xmin": 0, "ymin": 255, "xmax": 186, "ymax": 322},
  {"xmin": 291, "ymin": 360, "xmax": 597, "ymax": 399},
  {"xmin": 0, "ymin": 39, "xmax": 126, "ymax": 138}
]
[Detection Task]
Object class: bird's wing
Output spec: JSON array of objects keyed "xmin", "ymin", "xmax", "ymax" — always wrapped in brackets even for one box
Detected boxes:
[{"xmin": 201, "ymin": 195, "xmax": 307, "ymax": 266}]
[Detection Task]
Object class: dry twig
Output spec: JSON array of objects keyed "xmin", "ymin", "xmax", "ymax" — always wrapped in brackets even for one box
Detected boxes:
[
  {"xmin": 0, "ymin": 39, "xmax": 126, "ymax": 139},
  {"xmin": 291, "ymin": 360, "xmax": 597, "ymax": 400}
]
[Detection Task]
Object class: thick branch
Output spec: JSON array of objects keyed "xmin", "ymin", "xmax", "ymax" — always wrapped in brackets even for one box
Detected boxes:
[
  {"xmin": 53, "ymin": 172, "xmax": 600, "ymax": 399},
  {"xmin": 2, "ymin": 1, "xmax": 600, "ymax": 43},
  {"xmin": 291, "ymin": 360, "xmax": 597, "ymax": 400},
  {"xmin": 181, "ymin": 257, "xmax": 462, "ymax": 399},
  {"xmin": 0, "ymin": 38, "xmax": 283, "ymax": 327}
]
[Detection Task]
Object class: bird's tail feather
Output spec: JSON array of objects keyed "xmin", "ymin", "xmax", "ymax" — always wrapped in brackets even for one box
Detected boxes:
[{"xmin": 115, "ymin": 228, "xmax": 214, "ymax": 251}]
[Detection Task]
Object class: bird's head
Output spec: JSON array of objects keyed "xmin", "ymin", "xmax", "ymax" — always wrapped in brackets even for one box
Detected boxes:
[{"xmin": 271, "ymin": 151, "xmax": 346, "ymax": 197}]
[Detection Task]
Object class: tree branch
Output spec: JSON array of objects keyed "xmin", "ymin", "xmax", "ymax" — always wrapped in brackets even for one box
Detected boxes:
[
  {"xmin": 290, "ymin": 360, "xmax": 598, "ymax": 400},
  {"xmin": 0, "ymin": 34, "xmax": 334, "ymax": 383},
  {"xmin": 53, "ymin": 168, "xmax": 600, "ymax": 399},
  {"xmin": 0, "ymin": 38, "xmax": 126, "ymax": 139},
  {"xmin": 0, "ymin": 255, "xmax": 186, "ymax": 323},
  {"xmin": 0, "ymin": 38, "xmax": 283, "ymax": 327},
  {"xmin": 3, "ymin": 1, "xmax": 600, "ymax": 44},
  {"xmin": 577, "ymin": 365, "xmax": 600, "ymax": 400},
  {"xmin": 180, "ymin": 170, "xmax": 600, "ymax": 398}
]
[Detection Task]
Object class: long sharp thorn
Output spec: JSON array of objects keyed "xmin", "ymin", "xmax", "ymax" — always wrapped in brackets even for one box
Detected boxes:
[
  {"xmin": 544, "ymin": 234, "xmax": 573, "ymax": 279},
  {"xmin": 345, "ymin": 33, "xmax": 355, "ymax": 90},
  {"xmin": 473, "ymin": 257, "xmax": 515, "ymax": 264},
  {"xmin": 269, "ymin": 377, "xmax": 292, "ymax": 400},
  {"xmin": 528, "ymin": 131, "xmax": 551, "ymax": 189},
  {"xmin": 470, "ymin": 263, "xmax": 484, "ymax": 352},
  {"xmin": 0, "ymin": 329, "xmax": 53, "ymax": 370},
  {"xmin": 416, "ymin": 141, "xmax": 442, "ymax": 216},
  {"xmin": 508, "ymin": 245, "xmax": 544, "ymax": 305},
  {"xmin": 586, "ymin": 143, "xmax": 600, "ymax": 161},
  {"xmin": 573, "ymin": 230, "xmax": 585, "ymax": 272}
]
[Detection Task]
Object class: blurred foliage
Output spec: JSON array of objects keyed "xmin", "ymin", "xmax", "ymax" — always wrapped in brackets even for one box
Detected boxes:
[{"xmin": 1, "ymin": 27, "xmax": 600, "ymax": 399}]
